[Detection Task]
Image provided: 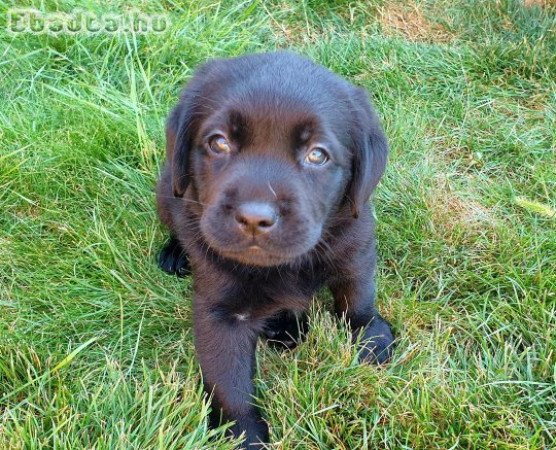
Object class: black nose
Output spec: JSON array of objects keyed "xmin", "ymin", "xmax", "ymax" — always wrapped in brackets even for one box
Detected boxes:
[{"xmin": 235, "ymin": 202, "xmax": 278, "ymax": 235}]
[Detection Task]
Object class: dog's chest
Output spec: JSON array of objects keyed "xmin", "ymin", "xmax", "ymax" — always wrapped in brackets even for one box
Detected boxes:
[{"xmin": 226, "ymin": 264, "xmax": 328, "ymax": 318}]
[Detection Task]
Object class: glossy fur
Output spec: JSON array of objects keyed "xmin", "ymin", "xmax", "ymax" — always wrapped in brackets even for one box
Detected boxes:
[{"xmin": 156, "ymin": 51, "xmax": 394, "ymax": 448}]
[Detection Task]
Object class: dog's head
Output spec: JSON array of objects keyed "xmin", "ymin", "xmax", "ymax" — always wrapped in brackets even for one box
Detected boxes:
[{"xmin": 168, "ymin": 52, "xmax": 388, "ymax": 267}]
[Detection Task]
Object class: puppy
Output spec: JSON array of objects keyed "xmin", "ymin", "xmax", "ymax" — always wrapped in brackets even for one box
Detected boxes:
[{"xmin": 156, "ymin": 51, "xmax": 394, "ymax": 448}]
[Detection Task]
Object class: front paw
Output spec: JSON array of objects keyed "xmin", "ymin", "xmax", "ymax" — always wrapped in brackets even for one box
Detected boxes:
[
  {"xmin": 157, "ymin": 237, "xmax": 190, "ymax": 277},
  {"xmin": 231, "ymin": 415, "xmax": 269, "ymax": 449},
  {"xmin": 262, "ymin": 310, "xmax": 308, "ymax": 351},
  {"xmin": 356, "ymin": 315, "xmax": 395, "ymax": 364}
]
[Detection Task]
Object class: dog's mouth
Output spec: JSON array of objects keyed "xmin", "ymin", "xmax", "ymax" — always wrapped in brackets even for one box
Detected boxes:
[
  {"xmin": 213, "ymin": 241, "xmax": 300, "ymax": 267},
  {"xmin": 203, "ymin": 231, "xmax": 320, "ymax": 267},
  {"xmin": 199, "ymin": 204, "xmax": 323, "ymax": 267}
]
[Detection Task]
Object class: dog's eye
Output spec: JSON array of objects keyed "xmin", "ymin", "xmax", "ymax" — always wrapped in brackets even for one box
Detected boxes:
[
  {"xmin": 209, "ymin": 135, "xmax": 231, "ymax": 154},
  {"xmin": 304, "ymin": 147, "xmax": 329, "ymax": 166}
]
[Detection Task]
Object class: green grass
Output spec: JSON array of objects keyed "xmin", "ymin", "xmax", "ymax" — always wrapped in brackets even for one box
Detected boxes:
[{"xmin": 1, "ymin": 0, "xmax": 555, "ymax": 448}]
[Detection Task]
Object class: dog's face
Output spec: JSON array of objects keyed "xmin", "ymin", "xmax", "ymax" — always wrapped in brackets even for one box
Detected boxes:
[
  {"xmin": 169, "ymin": 52, "xmax": 388, "ymax": 267},
  {"xmin": 195, "ymin": 99, "xmax": 351, "ymax": 267}
]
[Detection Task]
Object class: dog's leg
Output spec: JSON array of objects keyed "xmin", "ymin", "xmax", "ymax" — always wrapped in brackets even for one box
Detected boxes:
[
  {"xmin": 157, "ymin": 237, "xmax": 191, "ymax": 277},
  {"xmin": 262, "ymin": 310, "xmax": 308, "ymax": 350},
  {"xmin": 330, "ymin": 276, "xmax": 394, "ymax": 364},
  {"xmin": 194, "ymin": 305, "xmax": 269, "ymax": 448}
]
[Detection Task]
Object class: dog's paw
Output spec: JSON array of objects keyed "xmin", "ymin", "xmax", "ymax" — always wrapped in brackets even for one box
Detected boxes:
[
  {"xmin": 356, "ymin": 315, "xmax": 395, "ymax": 365},
  {"xmin": 157, "ymin": 237, "xmax": 191, "ymax": 277},
  {"xmin": 263, "ymin": 310, "xmax": 308, "ymax": 351},
  {"xmin": 231, "ymin": 416, "xmax": 269, "ymax": 449}
]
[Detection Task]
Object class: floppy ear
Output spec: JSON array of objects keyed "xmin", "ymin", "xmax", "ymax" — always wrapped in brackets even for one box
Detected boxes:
[
  {"xmin": 346, "ymin": 87, "xmax": 388, "ymax": 218},
  {"xmin": 169, "ymin": 58, "xmax": 226, "ymax": 197},
  {"xmin": 169, "ymin": 92, "xmax": 197, "ymax": 198}
]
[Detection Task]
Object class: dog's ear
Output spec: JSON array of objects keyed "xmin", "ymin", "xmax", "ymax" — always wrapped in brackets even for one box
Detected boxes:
[
  {"xmin": 346, "ymin": 87, "xmax": 388, "ymax": 218},
  {"xmin": 169, "ymin": 59, "xmax": 226, "ymax": 197},
  {"xmin": 169, "ymin": 90, "xmax": 198, "ymax": 198}
]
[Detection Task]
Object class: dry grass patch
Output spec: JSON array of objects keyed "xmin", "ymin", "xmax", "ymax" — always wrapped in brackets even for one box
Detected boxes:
[
  {"xmin": 523, "ymin": 0, "xmax": 556, "ymax": 8},
  {"xmin": 379, "ymin": 1, "xmax": 454, "ymax": 43},
  {"xmin": 426, "ymin": 176, "xmax": 498, "ymax": 239},
  {"xmin": 272, "ymin": 23, "xmax": 322, "ymax": 45}
]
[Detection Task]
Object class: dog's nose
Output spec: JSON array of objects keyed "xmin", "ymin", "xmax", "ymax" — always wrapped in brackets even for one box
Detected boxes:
[{"xmin": 235, "ymin": 202, "xmax": 278, "ymax": 235}]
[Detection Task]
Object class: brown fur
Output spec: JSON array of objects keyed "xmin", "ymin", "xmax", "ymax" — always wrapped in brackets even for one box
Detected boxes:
[{"xmin": 156, "ymin": 51, "xmax": 394, "ymax": 448}]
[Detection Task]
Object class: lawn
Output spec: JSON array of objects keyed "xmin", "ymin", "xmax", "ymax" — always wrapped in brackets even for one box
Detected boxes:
[{"xmin": 1, "ymin": 0, "xmax": 555, "ymax": 448}]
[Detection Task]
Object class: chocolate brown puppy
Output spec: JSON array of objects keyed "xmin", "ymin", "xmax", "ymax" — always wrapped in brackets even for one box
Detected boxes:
[{"xmin": 156, "ymin": 51, "xmax": 394, "ymax": 448}]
